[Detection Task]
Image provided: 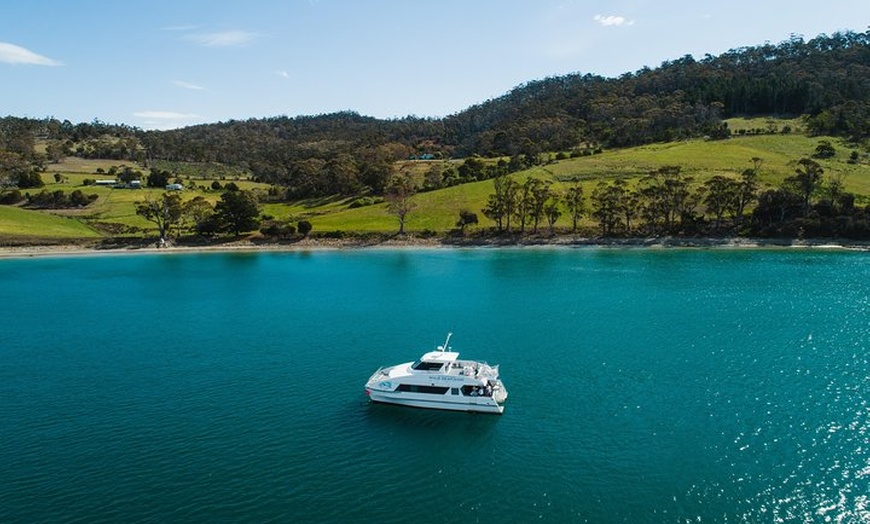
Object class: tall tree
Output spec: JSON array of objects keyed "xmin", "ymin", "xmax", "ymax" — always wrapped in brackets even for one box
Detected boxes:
[
  {"xmin": 482, "ymin": 174, "xmax": 518, "ymax": 232},
  {"xmin": 515, "ymin": 178, "xmax": 534, "ymax": 233},
  {"xmin": 564, "ymin": 183, "xmax": 585, "ymax": 233},
  {"xmin": 543, "ymin": 192, "xmax": 562, "ymax": 234},
  {"xmin": 182, "ymin": 196, "xmax": 215, "ymax": 235},
  {"xmin": 529, "ymin": 178, "xmax": 552, "ymax": 233},
  {"xmin": 617, "ymin": 181, "xmax": 641, "ymax": 234},
  {"xmin": 703, "ymin": 175, "xmax": 739, "ymax": 231},
  {"xmin": 734, "ymin": 164, "xmax": 760, "ymax": 227},
  {"xmin": 385, "ymin": 173, "xmax": 416, "ymax": 235},
  {"xmin": 215, "ymin": 190, "xmax": 261, "ymax": 235},
  {"xmin": 639, "ymin": 166, "xmax": 695, "ymax": 234},
  {"xmin": 591, "ymin": 181, "xmax": 625, "ymax": 236},
  {"xmin": 822, "ymin": 172, "xmax": 847, "ymax": 215},
  {"xmin": 135, "ymin": 192, "xmax": 184, "ymax": 243},
  {"xmin": 785, "ymin": 158, "xmax": 824, "ymax": 217},
  {"xmin": 0, "ymin": 150, "xmax": 36, "ymax": 189}
]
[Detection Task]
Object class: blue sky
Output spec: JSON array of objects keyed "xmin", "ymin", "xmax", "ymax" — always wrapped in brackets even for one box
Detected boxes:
[{"xmin": 2, "ymin": 1, "xmax": 867, "ymax": 129}]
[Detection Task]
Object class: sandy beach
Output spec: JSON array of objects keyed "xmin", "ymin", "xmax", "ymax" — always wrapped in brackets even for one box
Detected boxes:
[{"xmin": 2, "ymin": 235, "xmax": 869, "ymax": 260}]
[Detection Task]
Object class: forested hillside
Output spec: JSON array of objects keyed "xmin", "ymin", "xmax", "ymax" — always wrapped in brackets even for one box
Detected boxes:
[{"xmin": 2, "ymin": 30, "xmax": 868, "ymax": 202}]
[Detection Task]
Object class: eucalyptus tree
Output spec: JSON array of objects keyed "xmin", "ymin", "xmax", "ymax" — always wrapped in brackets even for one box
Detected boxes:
[
  {"xmin": 515, "ymin": 178, "xmax": 534, "ymax": 233},
  {"xmin": 529, "ymin": 178, "xmax": 552, "ymax": 233},
  {"xmin": 324, "ymin": 153, "xmax": 360, "ymax": 196},
  {"xmin": 543, "ymin": 192, "xmax": 562, "ymax": 234},
  {"xmin": 733, "ymin": 165, "xmax": 760, "ymax": 227},
  {"xmin": 182, "ymin": 196, "xmax": 215, "ymax": 235},
  {"xmin": 591, "ymin": 181, "xmax": 625, "ymax": 236},
  {"xmin": 703, "ymin": 175, "xmax": 739, "ymax": 231},
  {"xmin": 564, "ymin": 183, "xmax": 585, "ymax": 233},
  {"xmin": 753, "ymin": 188, "xmax": 802, "ymax": 227},
  {"xmin": 482, "ymin": 174, "xmax": 518, "ymax": 232},
  {"xmin": 135, "ymin": 192, "xmax": 184, "ymax": 243},
  {"xmin": 617, "ymin": 181, "xmax": 641, "ymax": 235},
  {"xmin": 822, "ymin": 172, "xmax": 847, "ymax": 214},
  {"xmin": 785, "ymin": 158, "xmax": 824, "ymax": 217},
  {"xmin": 638, "ymin": 166, "xmax": 695, "ymax": 234},
  {"xmin": 385, "ymin": 173, "xmax": 416, "ymax": 235}
]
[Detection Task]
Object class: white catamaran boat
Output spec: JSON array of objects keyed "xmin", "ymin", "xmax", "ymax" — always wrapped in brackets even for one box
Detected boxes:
[{"xmin": 364, "ymin": 333, "xmax": 508, "ymax": 414}]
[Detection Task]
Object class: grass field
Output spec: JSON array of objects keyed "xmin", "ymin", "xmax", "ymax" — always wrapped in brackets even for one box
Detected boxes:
[
  {"xmin": 0, "ymin": 206, "xmax": 102, "ymax": 239},
  {"xmin": 314, "ymin": 131, "xmax": 869, "ymax": 233},
  {"xmin": 6, "ymin": 125, "xmax": 870, "ymax": 240}
]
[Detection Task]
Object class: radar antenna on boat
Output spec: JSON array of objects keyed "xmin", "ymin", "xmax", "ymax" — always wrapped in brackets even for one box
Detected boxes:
[{"xmin": 437, "ymin": 332, "xmax": 453, "ymax": 352}]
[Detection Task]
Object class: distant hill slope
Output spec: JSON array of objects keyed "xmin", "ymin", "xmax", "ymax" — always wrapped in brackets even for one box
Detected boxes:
[
  {"xmin": 135, "ymin": 30, "xmax": 869, "ymax": 192},
  {"xmin": 2, "ymin": 30, "xmax": 868, "ymax": 202}
]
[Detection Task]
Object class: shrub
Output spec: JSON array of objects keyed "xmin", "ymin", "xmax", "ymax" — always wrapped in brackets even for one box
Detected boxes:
[
  {"xmin": 15, "ymin": 171, "xmax": 44, "ymax": 189},
  {"xmin": 69, "ymin": 189, "xmax": 98, "ymax": 207},
  {"xmin": 0, "ymin": 189, "xmax": 23, "ymax": 205},
  {"xmin": 314, "ymin": 230, "xmax": 346, "ymax": 239},
  {"xmin": 297, "ymin": 220, "xmax": 312, "ymax": 237},
  {"xmin": 813, "ymin": 141, "xmax": 836, "ymax": 159},
  {"xmin": 260, "ymin": 222, "xmax": 297, "ymax": 239}
]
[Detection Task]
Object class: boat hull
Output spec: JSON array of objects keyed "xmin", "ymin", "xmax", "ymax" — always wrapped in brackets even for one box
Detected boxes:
[{"xmin": 367, "ymin": 390, "xmax": 505, "ymax": 414}]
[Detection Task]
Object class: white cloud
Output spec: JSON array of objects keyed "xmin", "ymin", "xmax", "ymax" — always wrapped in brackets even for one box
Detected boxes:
[
  {"xmin": 277, "ymin": 70, "xmax": 290, "ymax": 79},
  {"xmin": 187, "ymin": 30, "xmax": 259, "ymax": 47},
  {"xmin": 133, "ymin": 111, "xmax": 201, "ymax": 130},
  {"xmin": 593, "ymin": 14, "xmax": 635, "ymax": 27},
  {"xmin": 172, "ymin": 80, "xmax": 205, "ymax": 90},
  {"xmin": 0, "ymin": 42, "xmax": 62, "ymax": 66}
]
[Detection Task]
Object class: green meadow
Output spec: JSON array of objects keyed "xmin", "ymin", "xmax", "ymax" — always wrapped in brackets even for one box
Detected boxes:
[
  {"xmin": 4, "ymin": 123, "xmax": 869, "ymax": 241},
  {"xmin": 0, "ymin": 206, "xmax": 101, "ymax": 240}
]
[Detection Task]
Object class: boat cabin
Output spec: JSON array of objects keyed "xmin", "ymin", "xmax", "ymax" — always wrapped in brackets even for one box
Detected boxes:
[{"xmin": 411, "ymin": 351, "xmax": 458, "ymax": 372}]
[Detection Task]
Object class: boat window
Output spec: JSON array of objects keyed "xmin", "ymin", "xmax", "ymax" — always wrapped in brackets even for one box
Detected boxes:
[
  {"xmin": 396, "ymin": 384, "xmax": 449, "ymax": 395},
  {"xmin": 411, "ymin": 361, "xmax": 444, "ymax": 371},
  {"xmin": 451, "ymin": 388, "xmax": 459, "ymax": 395},
  {"xmin": 461, "ymin": 385, "xmax": 490, "ymax": 397}
]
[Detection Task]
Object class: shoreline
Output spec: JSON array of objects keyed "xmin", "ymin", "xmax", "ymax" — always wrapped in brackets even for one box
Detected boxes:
[{"xmin": 2, "ymin": 235, "xmax": 869, "ymax": 259}]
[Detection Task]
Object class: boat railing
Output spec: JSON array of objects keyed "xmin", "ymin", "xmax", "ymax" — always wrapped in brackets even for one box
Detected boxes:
[{"xmin": 478, "ymin": 363, "xmax": 499, "ymax": 379}]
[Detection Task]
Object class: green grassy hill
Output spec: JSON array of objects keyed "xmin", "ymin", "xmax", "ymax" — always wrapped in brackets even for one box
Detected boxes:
[
  {"xmin": 4, "ymin": 122, "xmax": 869, "ymax": 241},
  {"xmin": 0, "ymin": 206, "xmax": 101, "ymax": 242},
  {"xmin": 308, "ymin": 130, "xmax": 869, "ymax": 233}
]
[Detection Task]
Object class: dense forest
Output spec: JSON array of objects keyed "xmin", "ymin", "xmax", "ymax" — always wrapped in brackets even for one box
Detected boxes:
[{"xmin": 1, "ymin": 30, "xmax": 868, "ymax": 204}]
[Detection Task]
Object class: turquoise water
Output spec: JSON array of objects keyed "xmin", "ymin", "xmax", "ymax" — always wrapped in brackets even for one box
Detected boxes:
[{"xmin": 1, "ymin": 248, "xmax": 868, "ymax": 523}]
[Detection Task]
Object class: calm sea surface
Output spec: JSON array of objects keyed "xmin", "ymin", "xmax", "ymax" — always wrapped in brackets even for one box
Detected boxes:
[{"xmin": 1, "ymin": 248, "xmax": 868, "ymax": 523}]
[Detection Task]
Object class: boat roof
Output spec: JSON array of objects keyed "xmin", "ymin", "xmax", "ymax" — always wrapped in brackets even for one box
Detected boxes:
[{"xmin": 420, "ymin": 351, "xmax": 459, "ymax": 362}]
